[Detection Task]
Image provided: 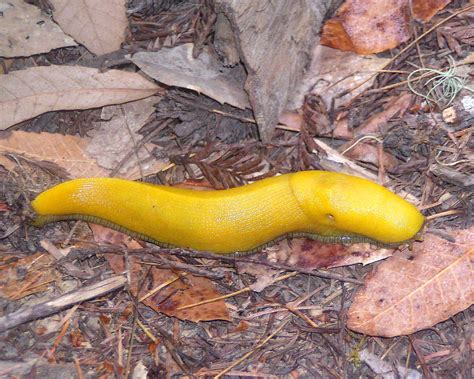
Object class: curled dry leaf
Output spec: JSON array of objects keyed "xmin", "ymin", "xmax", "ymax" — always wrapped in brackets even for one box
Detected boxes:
[
  {"xmin": 311, "ymin": 138, "xmax": 380, "ymax": 182},
  {"xmin": 235, "ymin": 261, "xmax": 281, "ymax": 293},
  {"xmin": 347, "ymin": 229, "xmax": 474, "ymax": 337},
  {"xmin": 0, "ymin": 0, "xmax": 77, "ymax": 58},
  {"xmin": 50, "ymin": 0, "xmax": 128, "ymax": 55},
  {"xmin": 278, "ymin": 111, "xmax": 303, "ymax": 132},
  {"xmin": 129, "ymin": 44, "xmax": 250, "ymax": 110},
  {"xmin": 0, "ymin": 65, "xmax": 159, "ymax": 129},
  {"xmin": 329, "ymin": 92, "xmax": 412, "ymax": 141}
]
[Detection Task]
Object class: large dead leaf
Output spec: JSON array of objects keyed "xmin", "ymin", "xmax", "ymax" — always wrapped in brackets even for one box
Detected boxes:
[
  {"xmin": 86, "ymin": 97, "xmax": 171, "ymax": 178},
  {"xmin": 106, "ymin": 252, "xmax": 230, "ymax": 322},
  {"xmin": 50, "ymin": 0, "xmax": 127, "ymax": 55},
  {"xmin": 320, "ymin": 0, "xmax": 412, "ymax": 55},
  {"xmin": 129, "ymin": 44, "xmax": 250, "ymax": 109},
  {"xmin": 0, "ymin": 0, "xmax": 77, "ymax": 57},
  {"xmin": 0, "ymin": 131, "xmax": 109, "ymax": 178},
  {"xmin": 0, "ymin": 129, "xmax": 169, "ymax": 180},
  {"xmin": 347, "ymin": 229, "xmax": 474, "ymax": 337},
  {"xmin": 0, "ymin": 65, "xmax": 159, "ymax": 129},
  {"xmin": 320, "ymin": 0, "xmax": 454, "ymax": 54},
  {"xmin": 144, "ymin": 264, "xmax": 231, "ymax": 322}
]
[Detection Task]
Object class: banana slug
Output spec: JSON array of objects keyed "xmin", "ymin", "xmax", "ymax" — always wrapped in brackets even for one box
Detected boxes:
[{"xmin": 31, "ymin": 171, "xmax": 424, "ymax": 254}]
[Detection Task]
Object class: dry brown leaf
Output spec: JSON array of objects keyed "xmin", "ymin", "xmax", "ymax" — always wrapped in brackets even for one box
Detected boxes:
[
  {"xmin": 320, "ymin": 0, "xmax": 411, "ymax": 55},
  {"xmin": 129, "ymin": 44, "xmax": 250, "ymax": 109},
  {"xmin": 106, "ymin": 254, "xmax": 230, "ymax": 322},
  {"xmin": 262, "ymin": 239, "xmax": 395, "ymax": 269},
  {"xmin": 146, "ymin": 267, "xmax": 231, "ymax": 322},
  {"xmin": 0, "ymin": 0, "xmax": 77, "ymax": 57},
  {"xmin": 278, "ymin": 111, "xmax": 303, "ymax": 131},
  {"xmin": 90, "ymin": 224, "xmax": 230, "ymax": 322},
  {"xmin": 347, "ymin": 230, "xmax": 474, "ymax": 337},
  {"xmin": 0, "ymin": 131, "xmax": 109, "ymax": 177},
  {"xmin": 0, "ymin": 65, "xmax": 159, "ymax": 129},
  {"xmin": 86, "ymin": 97, "xmax": 170, "ymax": 179},
  {"xmin": 412, "ymin": 0, "xmax": 452, "ymax": 21},
  {"xmin": 0, "ymin": 202, "xmax": 10, "ymax": 212},
  {"xmin": 50, "ymin": 0, "xmax": 127, "ymax": 55}
]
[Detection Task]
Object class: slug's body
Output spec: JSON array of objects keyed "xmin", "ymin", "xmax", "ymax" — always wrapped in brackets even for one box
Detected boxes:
[{"xmin": 31, "ymin": 171, "xmax": 424, "ymax": 254}]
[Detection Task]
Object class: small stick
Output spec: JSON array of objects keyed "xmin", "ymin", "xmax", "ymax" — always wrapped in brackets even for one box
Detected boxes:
[{"xmin": 0, "ymin": 276, "xmax": 127, "ymax": 333}]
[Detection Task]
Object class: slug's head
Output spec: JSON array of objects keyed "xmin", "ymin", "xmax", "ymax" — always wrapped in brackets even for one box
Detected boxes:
[{"xmin": 290, "ymin": 171, "xmax": 425, "ymax": 244}]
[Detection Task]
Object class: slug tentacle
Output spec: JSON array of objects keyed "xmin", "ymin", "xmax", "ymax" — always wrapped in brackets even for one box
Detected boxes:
[{"xmin": 30, "ymin": 171, "xmax": 425, "ymax": 254}]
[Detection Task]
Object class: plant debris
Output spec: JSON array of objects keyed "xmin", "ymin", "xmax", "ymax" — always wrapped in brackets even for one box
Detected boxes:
[{"xmin": 0, "ymin": 0, "xmax": 473, "ymax": 377}]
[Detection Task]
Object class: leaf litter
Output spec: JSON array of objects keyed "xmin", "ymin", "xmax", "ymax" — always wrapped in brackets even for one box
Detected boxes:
[{"xmin": 0, "ymin": 0, "xmax": 473, "ymax": 377}]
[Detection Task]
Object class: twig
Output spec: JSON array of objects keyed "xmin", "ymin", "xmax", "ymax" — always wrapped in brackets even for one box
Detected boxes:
[{"xmin": 0, "ymin": 276, "xmax": 127, "ymax": 333}]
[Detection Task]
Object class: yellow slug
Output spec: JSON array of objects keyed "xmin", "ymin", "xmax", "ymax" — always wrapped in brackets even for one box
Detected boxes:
[{"xmin": 31, "ymin": 171, "xmax": 424, "ymax": 254}]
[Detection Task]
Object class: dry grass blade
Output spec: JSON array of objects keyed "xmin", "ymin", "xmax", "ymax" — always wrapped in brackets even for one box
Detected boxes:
[
  {"xmin": 407, "ymin": 56, "xmax": 471, "ymax": 108},
  {"xmin": 0, "ymin": 65, "xmax": 159, "ymax": 129}
]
